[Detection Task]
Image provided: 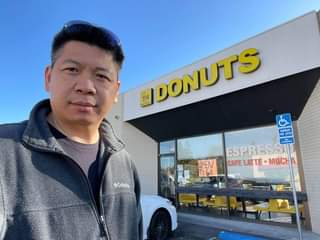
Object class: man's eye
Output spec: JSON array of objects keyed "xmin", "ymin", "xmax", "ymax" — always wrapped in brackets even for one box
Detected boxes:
[
  {"xmin": 63, "ymin": 67, "xmax": 78, "ymax": 73},
  {"xmin": 96, "ymin": 74, "xmax": 110, "ymax": 81}
]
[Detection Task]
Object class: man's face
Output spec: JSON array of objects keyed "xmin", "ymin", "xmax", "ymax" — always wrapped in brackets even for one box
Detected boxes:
[{"xmin": 45, "ymin": 41, "xmax": 120, "ymax": 127}]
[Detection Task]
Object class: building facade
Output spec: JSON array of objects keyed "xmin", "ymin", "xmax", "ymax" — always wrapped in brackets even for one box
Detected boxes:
[{"xmin": 108, "ymin": 11, "xmax": 320, "ymax": 234}]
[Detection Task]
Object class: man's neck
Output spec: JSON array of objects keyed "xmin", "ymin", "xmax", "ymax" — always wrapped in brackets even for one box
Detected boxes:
[{"xmin": 47, "ymin": 113, "xmax": 100, "ymax": 144}]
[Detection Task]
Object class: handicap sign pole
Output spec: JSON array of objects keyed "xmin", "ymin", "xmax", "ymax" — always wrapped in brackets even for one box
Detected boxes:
[
  {"xmin": 286, "ymin": 144, "xmax": 303, "ymax": 240},
  {"xmin": 276, "ymin": 113, "xmax": 302, "ymax": 240}
]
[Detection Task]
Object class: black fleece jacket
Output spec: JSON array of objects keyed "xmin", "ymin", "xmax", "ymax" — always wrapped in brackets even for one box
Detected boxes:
[{"xmin": 0, "ymin": 100, "xmax": 142, "ymax": 240}]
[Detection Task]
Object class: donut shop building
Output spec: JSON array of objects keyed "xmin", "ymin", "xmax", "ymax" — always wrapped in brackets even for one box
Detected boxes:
[{"xmin": 108, "ymin": 11, "xmax": 320, "ymax": 234}]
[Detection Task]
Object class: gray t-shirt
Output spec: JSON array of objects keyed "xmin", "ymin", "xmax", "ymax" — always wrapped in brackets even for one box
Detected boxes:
[{"xmin": 48, "ymin": 123, "xmax": 101, "ymax": 202}]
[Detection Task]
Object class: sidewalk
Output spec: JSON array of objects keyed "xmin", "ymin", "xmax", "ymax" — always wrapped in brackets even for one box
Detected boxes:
[{"xmin": 179, "ymin": 212, "xmax": 320, "ymax": 240}]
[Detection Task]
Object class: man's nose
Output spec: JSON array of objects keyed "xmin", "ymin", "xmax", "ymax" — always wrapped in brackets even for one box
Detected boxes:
[{"xmin": 74, "ymin": 73, "xmax": 97, "ymax": 95}]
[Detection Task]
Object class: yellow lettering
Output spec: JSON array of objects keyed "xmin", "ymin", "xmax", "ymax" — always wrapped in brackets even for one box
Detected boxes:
[
  {"xmin": 141, "ymin": 48, "xmax": 262, "ymax": 107},
  {"xmin": 200, "ymin": 64, "xmax": 219, "ymax": 86},
  {"xmin": 238, "ymin": 48, "xmax": 261, "ymax": 73},
  {"xmin": 156, "ymin": 83, "xmax": 168, "ymax": 102},
  {"xmin": 140, "ymin": 88, "xmax": 153, "ymax": 107},
  {"xmin": 168, "ymin": 79, "xmax": 183, "ymax": 97},
  {"xmin": 182, "ymin": 71, "xmax": 200, "ymax": 93},
  {"xmin": 217, "ymin": 55, "xmax": 238, "ymax": 80}
]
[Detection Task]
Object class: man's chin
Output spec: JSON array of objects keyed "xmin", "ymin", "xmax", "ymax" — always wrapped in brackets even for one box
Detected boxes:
[{"xmin": 67, "ymin": 117, "xmax": 99, "ymax": 126}]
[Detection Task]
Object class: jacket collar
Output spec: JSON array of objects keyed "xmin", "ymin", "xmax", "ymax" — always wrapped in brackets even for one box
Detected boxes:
[{"xmin": 22, "ymin": 99, "xmax": 125, "ymax": 153}]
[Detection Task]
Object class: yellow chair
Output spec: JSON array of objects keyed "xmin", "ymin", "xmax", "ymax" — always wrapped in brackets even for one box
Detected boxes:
[
  {"xmin": 277, "ymin": 199, "xmax": 304, "ymax": 214},
  {"xmin": 198, "ymin": 195, "xmax": 209, "ymax": 206},
  {"xmin": 178, "ymin": 193, "xmax": 197, "ymax": 206},
  {"xmin": 275, "ymin": 185, "xmax": 285, "ymax": 191},
  {"xmin": 205, "ymin": 196, "xmax": 238, "ymax": 213},
  {"xmin": 178, "ymin": 193, "xmax": 207, "ymax": 207},
  {"xmin": 254, "ymin": 199, "xmax": 304, "ymax": 221}
]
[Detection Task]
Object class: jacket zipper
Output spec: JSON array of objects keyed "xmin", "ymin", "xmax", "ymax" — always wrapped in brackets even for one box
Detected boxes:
[
  {"xmin": 60, "ymin": 153, "xmax": 111, "ymax": 239},
  {"xmin": 99, "ymin": 215, "xmax": 108, "ymax": 237},
  {"xmin": 23, "ymin": 144, "xmax": 111, "ymax": 239},
  {"xmin": 98, "ymin": 150, "xmax": 111, "ymax": 231}
]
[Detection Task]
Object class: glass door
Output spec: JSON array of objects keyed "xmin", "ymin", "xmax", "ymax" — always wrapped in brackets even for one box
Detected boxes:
[
  {"xmin": 159, "ymin": 140, "xmax": 176, "ymax": 202},
  {"xmin": 159, "ymin": 155, "xmax": 176, "ymax": 202}
]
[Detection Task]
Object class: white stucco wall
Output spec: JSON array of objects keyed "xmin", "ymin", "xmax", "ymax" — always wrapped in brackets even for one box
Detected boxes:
[
  {"xmin": 297, "ymin": 78, "xmax": 320, "ymax": 234},
  {"xmin": 124, "ymin": 11, "xmax": 320, "ymax": 121},
  {"xmin": 107, "ymin": 95, "xmax": 158, "ymax": 195}
]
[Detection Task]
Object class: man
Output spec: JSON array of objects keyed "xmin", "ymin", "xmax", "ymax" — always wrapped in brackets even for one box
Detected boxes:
[{"xmin": 0, "ymin": 21, "xmax": 142, "ymax": 240}]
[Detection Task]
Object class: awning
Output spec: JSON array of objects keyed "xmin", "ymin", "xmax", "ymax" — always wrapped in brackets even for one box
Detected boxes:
[{"xmin": 128, "ymin": 68, "xmax": 320, "ymax": 142}]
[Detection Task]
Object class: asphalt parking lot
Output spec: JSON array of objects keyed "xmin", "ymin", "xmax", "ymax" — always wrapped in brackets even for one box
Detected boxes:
[
  {"xmin": 168, "ymin": 216, "xmax": 281, "ymax": 240},
  {"xmin": 168, "ymin": 220, "xmax": 222, "ymax": 240},
  {"xmin": 165, "ymin": 210, "xmax": 320, "ymax": 240}
]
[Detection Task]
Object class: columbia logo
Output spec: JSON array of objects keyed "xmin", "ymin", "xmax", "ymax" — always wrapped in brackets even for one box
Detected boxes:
[{"xmin": 113, "ymin": 182, "xmax": 130, "ymax": 189}]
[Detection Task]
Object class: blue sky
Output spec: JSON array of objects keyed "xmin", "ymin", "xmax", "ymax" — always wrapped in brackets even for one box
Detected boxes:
[{"xmin": 0, "ymin": 1, "xmax": 319, "ymax": 123}]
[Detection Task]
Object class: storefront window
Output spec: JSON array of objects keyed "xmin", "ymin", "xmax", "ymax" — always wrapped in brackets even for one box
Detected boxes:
[
  {"xmin": 159, "ymin": 140, "xmax": 176, "ymax": 202},
  {"xmin": 225, "ymin": 125, "xmax": 301, "ymax": 191},
  {"xmin": 160, "ymin": 125, "xmax": 305, "ymax": 224},
  {"xmin": 160, "ymin": 140, "xmax": 175, "ymax": 154},
  {"xmin": 177, "ymin": 134, "xmax": 225, "ymax": 188}
]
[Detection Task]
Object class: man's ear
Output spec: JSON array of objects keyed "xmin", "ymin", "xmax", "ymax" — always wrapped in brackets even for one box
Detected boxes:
[
  {"xmin": 44, "ymin": 66, "xmax": 52, "ymax": 92},
  {"xmin": 114, "ymin": 80, "xmax": 121, "ymax": 103}
]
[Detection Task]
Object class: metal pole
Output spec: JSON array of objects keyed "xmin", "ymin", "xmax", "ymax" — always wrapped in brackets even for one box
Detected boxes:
[{"xmin": 286, "ymin": 144, "xmax": 303, "ymax": 240}]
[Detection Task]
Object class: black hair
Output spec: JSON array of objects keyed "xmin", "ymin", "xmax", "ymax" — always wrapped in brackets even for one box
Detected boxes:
[{"xmin": 51, "ymin": 23, "xmax": 124, "ymax": 67}]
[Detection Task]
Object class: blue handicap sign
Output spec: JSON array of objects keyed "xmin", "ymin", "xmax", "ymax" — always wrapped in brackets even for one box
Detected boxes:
[
  {"xmin": 276, "ymin": 113, "xmax": 292, "ymax": 128},
  {"xmin": 275, "ymin": 113, "xmax": 295, "ymax": 144},
  {"xmin": 280, "ymin": 137, "xmax": 294, "ymax": 144},
  {"xmin": 278, "ymin": 127, "xmax": 293, "ymax": 137}
]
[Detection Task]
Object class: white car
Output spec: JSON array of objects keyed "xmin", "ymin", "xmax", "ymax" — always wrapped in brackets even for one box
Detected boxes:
[{"xmin": 141, "ymin": 195, "xmax": 178, "ymax": 240}]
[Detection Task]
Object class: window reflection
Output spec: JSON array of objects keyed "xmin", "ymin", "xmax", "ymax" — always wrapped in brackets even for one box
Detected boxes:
[
  {"xmin": 160, "ymin": 140, "xmax": 175, "ymax": 154},
  {"xmin": 177, "ymin": 134, "xmax": 225, "ymax": 188},
  {"xmin": 159, "ymin": 155, "xmax": 176, "ymax": 201},
  {"xmin": 225, "ymin": 125, "xmax": 301, "ymax": 191},
  {"xmin": 159, "ymin": 124, "xmax": 304, "ymax": 224}
]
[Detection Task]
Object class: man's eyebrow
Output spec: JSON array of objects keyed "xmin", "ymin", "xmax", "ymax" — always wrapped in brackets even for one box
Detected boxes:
[
  {"xmin": 96, "ymin": 67, "xmax": 112, "ymax": 73},
  {"xmin": 62, "ymin": 59, "xmax": 80, "ymax": 65}
]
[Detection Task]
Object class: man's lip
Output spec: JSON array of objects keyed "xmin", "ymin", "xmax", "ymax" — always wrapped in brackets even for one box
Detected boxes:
[{"xmin": 70, "ymin": 101, "xmax": 96, "ymax": 107}]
